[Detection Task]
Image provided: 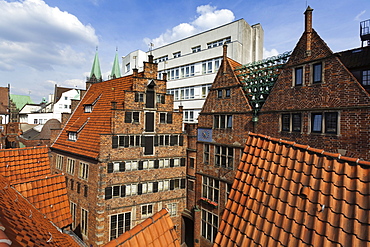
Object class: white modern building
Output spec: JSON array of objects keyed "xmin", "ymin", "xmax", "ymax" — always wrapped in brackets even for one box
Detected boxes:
[{"xmin": 122, "ymin": 19, "xmax": 264, "ymax": 122}]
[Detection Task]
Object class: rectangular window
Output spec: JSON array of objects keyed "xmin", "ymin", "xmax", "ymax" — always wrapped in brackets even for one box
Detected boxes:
[
  {"xmin": 292, "ymin": 113, "xmax": 301, "ymax": 132},
  {"xmin": 313, "ymin": 63, "xmax": 322, "ymax": 83},
  {"xmin": 84, "ymin": 105, "xmax": 92, "ymax": 113},
  {"xmin": 70, "ymin": 201, "xmax": 77, "ymax": 229},
  {"xmin": 215, "ymin": 145, "xmax": 233, "ymax": 168},
  {"xmin": 125, "ymin": 111, "xmax": 140, "ymax": 123},
  {"xmin": 311, "ymin": 113, "xmax": 323, "ymax": 133},
  {"xmin": 173, "ymin": 51, "xmax": 181, "ymax": 58},
  {"xmin": 167, "ymin": 203, "xmax": 177, "ymax": 216},
  {"xmin": 81, "ymin": 208, "xmax": 88, "ymax": 236},
  {"xmin": 202, "ymin": 176, "xmax": 219, "ymax": 203},
  {"xmin": 67, "ymin": 158, "xmax": 75, "ymax": 175},
  {"xmin": 56, "ymin": 155, "xmax": 63, "ymax": 170},
  {"xmin": 295, "ymin": 67, "xmax": 303, "ymax": 86},
  {"xmin": 325, "ymin": 112, "xmax": 338, "ymax": 134},
  {"xmin": 225, "ymin": 88, "xmax": 231, "ymax": 98},
  {"xmin": 214, "ymin": 115, "xmax": 232, "ymax": 129},
  {"xmin": 141, "ymin": 204, "xmax": 153, "ymax": 218},
  {"xmin": 68, "ymin": 132, "xmax": 77, "ymax": 141},
  {"xmin": 192, "ymin": 46, "xmax": 201, "ymax": 53},
  {"xmin": 362, "ymin": 70, "xmax": 370, "ymax": 86},
  {"xmin": 201, "ymin": 209, "xmax": 218, "ymax": 242},
  {"xmin": 135, "ymin": 92, "xmax": 144, "ymax": 102},
  {"xmin": 217, "ymin": 90, "xmax": 223, "ymax": 98},
  {"xmin": 110, "ymin": 212, "xmax": 131, "ymax": 241},
  {"xmin": 281, "ymin": 114, "xmax": 290, "ymax": 131},
  {"xmin": 79, "ymin": 162, "xmax": 89, "ymax": 180},
  {"xmin": 204, "ymin": 144, "xmax": 210, "ymax": 164}
]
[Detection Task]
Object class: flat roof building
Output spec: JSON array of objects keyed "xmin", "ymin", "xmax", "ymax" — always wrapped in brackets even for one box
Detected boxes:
[{"xmin": 122, "ymin": 19, "xmax": 264, "ymax": 123}]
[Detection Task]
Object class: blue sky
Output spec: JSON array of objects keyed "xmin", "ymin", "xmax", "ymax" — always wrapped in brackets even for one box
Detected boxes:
[{"xmin": 0, "ymin": 0, "xmax": 369, "ymax": 102}]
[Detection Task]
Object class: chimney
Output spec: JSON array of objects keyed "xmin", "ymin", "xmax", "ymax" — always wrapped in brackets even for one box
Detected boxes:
[
  {"xmin": 223, "ymin": 44, "xmax": 228, "ymax": 74},
  {"xmin": 133, "ymin": 68, "xmax": 138, "ymax": 77},
  {"xmin": 304, "ymin": 6, "xmax": 313, "ymax": 56},
  {"xmin": 148, "ymin": 54, "xmax": 154, "ymax": 63}
]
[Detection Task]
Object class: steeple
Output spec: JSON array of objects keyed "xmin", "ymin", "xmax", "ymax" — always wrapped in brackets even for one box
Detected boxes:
[
  {"xmin": 89, "ymin": 50, "xmax": 102, "ymax": 83},
  {"xmin": 110, "ymin": 51, "xmax": 121, "ymax": 79}
]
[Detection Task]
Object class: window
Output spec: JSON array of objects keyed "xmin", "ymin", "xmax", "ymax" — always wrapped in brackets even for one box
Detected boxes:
[
  {"xmin": 202, "ymin": 58, "xmax": 222, "ymax": 74},
  {"xmin": 126, "ymin": 63, "xmax": 130, "ymax": 73},
  {"xmin": 156, "ymin": 94, "xmax": 165, "ymax": 104},
  {"xmin": 201, "ymin": 85, "xmax": 211, "ymax": 98},
  {"xmin": 84, "ymin": 105, "xmax": 92, "ymax": 113},
  {"xmin": 56, "ymin": 155, "xmax": 63, "ymax": 170},
  {"xmin": 135, "ymin": 92, "xmax": 144, "ymax": 102},
  {"xmin": 311, "ymin": 112, "xmax": 338, "ymax": 134},
  {"xmin": 217, "ymin": 90, "xmax": 223, "ymax": 98},
  {"xmin": 173, "ymin": 51, "xmax": 181, "ymax": 58},
  {"xmin": 192, "ymin": 46, "xmax": 201, "ymax": 53},
  {"xmin": 225, "ymin": 183, "xmax": 232, "ymax": 201},
  {"xmin": 68, "ymin": 132, "xmax": 77, "ymax": 141},
  {"xmin": 362, "ymin": 70, "xmax": 370, "ymax": 86},
  {"xmin": 77, "ymin": 182, "xmax": 81, "ymax": 193},
  {"xmin": 167, "ymin": 203, "xmax": 177, "ymax": 216},
  {"xmin": 188, "ymin": 180, "xmax": 194, "ymax": 191},
  {"xmin": 110, "ymin": 212, "xmax": 131, "ymax": 241},
  {"xmin": 184, "ymin": 110, "xmax": 194, "ymax": 122},
  {"xmin": 281, "ymin": 113, "xmax": 301, "ymax": 132},
  {"xmin": 189, "ymin": 157, "xmax": 195, "ymax": 168},
  {"xmin": 215, "ymin": 145, "xmax": 233, "ymax": 168},
  {"xmin": 141, "ymin": 204, "xmax": 153, "ymax": 218},
  {"xmin": 84, "ymin": 185, "xmax": 88, "ymax": 197},
  {"xmin": 70, "ymin": 202, "xmax": 77, "ymax": 229},
  {"xmin": 67, "ymin": 158, "xmax": 75, "ymax": 175},
  {"xmin": 313, "ymin": 62, "xmax": 322, "ymax": 83},
  {"xmin": 207, "ymin": 37, "xmax": 231, "ymax": 49},
  {"xmin": 204, "ymin": 144, "xmax": 210, "ymax": 164},
  {"xmin": 225, "ymin": 88, "xmax": 231, "ymax": 98},
  {"xmin": 201, "ymin": 209, "xmax": 218, "ymax": 242},
  {"xmin": 159, "ymin": 112, "xmax": 172, "ymax": 124},
  {"xmin": 79, "ymin": 162, "xmax": 89, "ymax": 180},
  {"xmin": 295, "ymin": 67, "xmax": 303, "ymax": 86},
  {"xmin": 125, "ymin": 111, "xmax": 140, "ymax": 123},
  {"xmin": 202, "ymin": 176, "xmax": 219, "ymax": 203},
  {"xmin": 154, "ymin": 55, "xmax": 168, "ymax": 63},
  {"xmin": 213, "ymin": 115, "xmax": 232, "ymax": 129},
  {"xmin": 81, "ymin": 208, "xmax": 88, "ymax": 236}
]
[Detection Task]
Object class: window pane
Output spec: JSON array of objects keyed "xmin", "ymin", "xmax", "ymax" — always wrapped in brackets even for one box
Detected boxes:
[
  {"xmin": 325, "ymin": 112, "xmax": 338, "ymax": 134},
  {"xmin": 313, "ymin": 63, "xmax": 322, "ymax": 83},
  {"xmin": 312, "ymin": 113, "xmax": 322, "ymax": 132},
  {"xmin": 292, "ymin": 114, "xmax": 301, "ymax": 132},
  {"xmin": 282, "ymin": 114, "xmax": 290, "ymax": 131},
  {"xmin": 295, "ymin": 67, "xmax": 303, "ymax": 86}
]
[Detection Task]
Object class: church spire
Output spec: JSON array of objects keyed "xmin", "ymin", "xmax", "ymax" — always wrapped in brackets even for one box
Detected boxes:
[
  {"xmin": 110, "ymin": 50, "xmax": 121, "ymax": 79},
  {"xmin": 89, "ymin": 49, "xmax": 102, "ymax": 83}
]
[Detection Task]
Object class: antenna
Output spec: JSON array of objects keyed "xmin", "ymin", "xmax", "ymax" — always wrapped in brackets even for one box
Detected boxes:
[{"xmin": 148, "ymin": 42, "xmax": 154, "ymax": 55}]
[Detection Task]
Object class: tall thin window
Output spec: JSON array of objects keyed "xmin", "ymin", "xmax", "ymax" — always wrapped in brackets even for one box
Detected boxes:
[
  {"xmin": 311, "ymin": 113, "xmax": 323, "ymax": 132},
  {"xmin": 81, "ymin": 208, "xmax": 88, "ymax": 236},
  {"xmin": 204, "ymin": 144, "xmax": 210, "ymax": 164},
  {"xmin": 295, "ymin": 67, "xmax": 303, "ymax": 86},
  {"xmin": 201, "ymin": 209, "xmax": 218, "ymax": 242},
  {"xmin": 313, "ymin": 63, "xmax": 322, "ymax": 83},
  {"xmin": 292, "ymin": 113, "xmax": 301, "ymax": 132},
  {"xmin": 202, "ymin": 176, "xmax": 219, "ymax": 203},
  {"xmin": 281, "ymin": 114, "xmax": 290, "ymax": 131},
  {"xmin": 325, "ymin": 112, "xmax": 338, "ymax": 134}
]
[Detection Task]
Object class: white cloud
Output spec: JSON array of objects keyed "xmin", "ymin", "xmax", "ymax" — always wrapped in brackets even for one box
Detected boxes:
[
  {"xmin": 144, "ymin": 4, "xmax": 235, "ymax": 48},
  {"xmin": 263, "ymin": 48, "xmax": 280, "ymax": 59},
  {"xmin": 354, "ymin": 10, "xmax": 366, "ymax": 21},
  {"xmin": 0, "ymin": 0, "xmax": 98, "ymax": 71}
]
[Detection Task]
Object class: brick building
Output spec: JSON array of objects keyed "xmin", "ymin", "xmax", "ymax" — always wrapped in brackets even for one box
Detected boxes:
[
  {"xmin": 186, "ymin": 6, "xmax": 370, "ymax": 247},
  {"xmin": 50, "ymin": 53, "xmax": 187, "ymax": 246},
  {"xmin": 257, "ymin": 7, "xmax": 370, "ymax": 160}
]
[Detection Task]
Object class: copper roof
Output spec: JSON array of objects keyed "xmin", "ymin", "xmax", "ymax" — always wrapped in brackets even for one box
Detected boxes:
[
  {"xmin": 0, "ymin": 146, "xmax": 51, "ymax": 184},
  {"xmin": 52, "ymin": 75, "xmax": 134, "ymax": 159},
  {"xmin": 0, "ymin": 174, "xmax": 79, "ymax": 247},
  {"xmin": 214, "ymin": 132, "xmax": 370, "ymax": 247},
  {"xmin": 104, "ymin": 208, "xmax": 180, "ymax": 247},
  {"xmin": 12, "ymin": 174, "xmax": 72, "ymax": 229}
]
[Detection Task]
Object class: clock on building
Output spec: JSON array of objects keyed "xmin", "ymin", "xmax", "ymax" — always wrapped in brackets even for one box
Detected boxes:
[{"xmin": 198, "ymin": 128, "xmax": 212, "ymax": 142}]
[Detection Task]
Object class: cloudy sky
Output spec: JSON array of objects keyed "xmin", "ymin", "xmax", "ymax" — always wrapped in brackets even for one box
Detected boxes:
[{"xmin": 0, "ymin": 0, "xmax": 369, "ymax": 102}]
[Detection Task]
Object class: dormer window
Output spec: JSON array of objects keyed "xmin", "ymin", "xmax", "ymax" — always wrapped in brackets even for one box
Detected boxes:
[
  {"xmin": 68, "ymin": 132, "xmax": 77, "ymax": 141},
  {"xmin": 84, "ymin": 105, "xmax": 92, "ymax": 113}
]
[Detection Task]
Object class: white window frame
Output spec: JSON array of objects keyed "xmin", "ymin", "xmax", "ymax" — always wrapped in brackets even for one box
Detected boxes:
[
  {"xmin": 201, "ymin": 209, "xmax": 219, "ymax": 242},
  {"xmin": 67, "ymin": 158, "xmax": 75, "ymax": 175},
  {"xmin": 79, "ymin": 162, "xmax": 89, "ymax": 180},
  {"xmin": 56, "ymin": 154, "xmax": 63, "ymax": 170},
  {"xmin": 141, "ymin": 204, "xmax": 154, "ymax": 218},
  {"xmin": 109, "ymin": 212, "xmax": 131, "ymax": 241},
  {"xmin": 167, "ymin": 203, "xmax": 177, "ymax": 216}
]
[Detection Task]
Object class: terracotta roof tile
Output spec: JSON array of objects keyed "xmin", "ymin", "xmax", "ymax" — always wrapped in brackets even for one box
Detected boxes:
[
  {"xmin": 0, "ymin": 146, "xmax": 51, "ymax": 184},
  {"xmin": 104, "ymin": 208, "xmax": 180, "ymax": 247},
  {"xmin": 12, "ymin": 174, "xmax": 72, "ymax": 229},
  {"xmin": 52, "ymin": 76, "xmax": 134, "ymax": 158},
  {"xmin": 214, "ymin": 132, "xmax": 370, "ymax": 247},
  {"xmin": 0, "ymin": 174, "xmax": 79, "ymax": 246}
]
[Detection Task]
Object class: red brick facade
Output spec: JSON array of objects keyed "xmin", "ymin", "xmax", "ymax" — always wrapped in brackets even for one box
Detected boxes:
[{"xmin": 50, "ymin": 56, "xmax": 186, "ymax": 246}]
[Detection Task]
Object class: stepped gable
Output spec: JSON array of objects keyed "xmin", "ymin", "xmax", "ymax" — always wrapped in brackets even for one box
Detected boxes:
[
  {"xmin": 12, "ymin": 173, "xmax": 72, "ymax": 229},
  {"xmin": 0, "ymin": 146, "xmax": 51, "ymax": 184},
  {"xmin": 0, "ymin": 174, "xmax": 79, "ymax": 247},
  {"xmin": 214, "ymin": 132, "xmax": 370, "ymax": 247},
  {"xmin": 104, "ymin": 208, "xmax": 180, "ymax": 247},
  {"xmin": 52, "ymin": 74, "xmax": 136, "ymax": 158}
]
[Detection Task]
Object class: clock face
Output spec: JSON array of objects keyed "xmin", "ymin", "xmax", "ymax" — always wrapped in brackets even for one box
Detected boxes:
[
  {"xmin": 198, "ymin": 128, "xmax": 212, "ymax": 142},
  {"xmin": 202, "ymin": 130, "xmax": 209, "ymax": 138}
]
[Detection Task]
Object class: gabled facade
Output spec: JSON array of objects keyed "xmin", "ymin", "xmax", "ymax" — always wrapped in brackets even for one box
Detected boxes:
[
  {"xmin": 51, "ymin": 55, "xmax": 187, "ymax": 246},
  {"xmin": 257, "ymin": 7, "xmax": 370, "ymax": 160}
]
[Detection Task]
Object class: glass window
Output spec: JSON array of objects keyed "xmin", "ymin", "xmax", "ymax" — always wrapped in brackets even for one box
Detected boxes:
[
  {"xmin": 311, "ymin": 113, "xmax": 323, "ymax": 132},
  {"xmin": 110, "ymin": 212, "xmax": 131, "ymax": 241},
  {"xmin": 281, "ymin": 114, "xmax": 290, "ymax": 131},
  {"xmin": 362, "ymin": 70, "xmax": 370, "ymax": 86},
  {"xmin": 295, "ymin": 67, "xmax": 303, "ymax": 86},
  {"xmin": 201, "ymin": 209, "xmax": 218, "ymax": 242},
  {"xmin": 313, "ymin": 63, "xmax": 322, "ymax": 83},
  {"xmin": 325, "ymin": 112, "xmax": 338, "ymax": 134},
  {"xmin": 292, "ymin": 113, "xmax": 301, "ymax": 132}
]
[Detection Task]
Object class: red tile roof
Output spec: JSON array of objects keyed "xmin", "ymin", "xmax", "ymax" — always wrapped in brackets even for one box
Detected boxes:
[
  {"xmin": 12, "ymin": 174, "xmax": 72, "ymax": 229},
  {"xmin": 52, "ymin": 76, "xmax": 134, "ymax": 159},
  {"xmin": 214, "ymin": 132, "xmax": 370, "ymax": 247},
  {"xmin": 0, "ymin": 174, "xmax": 79, "ymax": 247},
  {"xmin": 104, "ymin": 208, "xmax": 180, "ymax": 247},
  {"xmin": 0, "ymin": 146, "xmax": 51, "ymax": 184}
]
